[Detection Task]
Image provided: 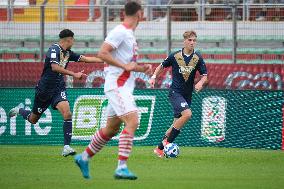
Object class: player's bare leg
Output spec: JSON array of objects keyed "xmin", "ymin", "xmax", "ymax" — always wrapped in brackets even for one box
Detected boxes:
[
  {"xmin": 114, "ymin": 111, "xmax": 139, "ymax": 180},
  {"xmin": 84, "ymin": 116, "xmax": 121, "ymax": 158},
  {"xmin": 102, "ymin": 117, "xmax": 122, "ymax": 137},
  {"xmin": 75, "ymin": 116, "xmax": 121, "ymax": 179},
  {"xmin": 154, "ymin": 109, "xmax": 192, "ymax": 157},
  {"xmin": 9, "ymin": 103, "xmax": 41, "ymax": 124},
  {"xmin": 56, "ymin": 101, "xmax": 76, "ymax": 157},
  {"xmin": 154, "ymin": 119, "xmax": 177, "ymax": 158}
]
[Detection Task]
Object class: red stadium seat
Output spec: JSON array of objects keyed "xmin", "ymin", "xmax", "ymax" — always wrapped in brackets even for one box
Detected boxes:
[
  {"xmin": 262, "ymin": 54, "xmax": 277, "ymax": 60},
  {"xmin": 249, "ymin": 8, "xmax": 263, "ymax": 21},
  {"xmin": 0, "ymin": 8, "xmax": 7, "ymax": 21},
  {"xmin": 2, "ymin": 53, "xmax": 17, "ymax": 60},
  {"xmin": 201, "ymin": 54, "xmax": 211, "ymax": 59},
  {"xmin": 214, "ymin": 54, "xmax": 232, "ymax": 59},
  {"xmin": 147, "ymin": 54, "xmax": 167, "ymax": 60},
  {"xmin": 171, "ymin": 8, "xmax": 197, "ymax": 21},
  {"xmin": 237, "ymin": 54, "xmax": 259, "ymax": 60},
  {"xmin": 19, "ymin": 53, "xmax": 35, "ymax": 60},
  {"xmin": 67, "ymin": 0, "xmax": 100, "ymax": 21}
]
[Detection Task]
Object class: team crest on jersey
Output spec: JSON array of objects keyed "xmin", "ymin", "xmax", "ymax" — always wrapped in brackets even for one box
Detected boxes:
[
  {"xmin": 59, "ymin": 51, "xmax": 70, "ymax": 68},
  {"xmin": 174, "ymin": 52, "xmax": 199, "ymax": 81}
]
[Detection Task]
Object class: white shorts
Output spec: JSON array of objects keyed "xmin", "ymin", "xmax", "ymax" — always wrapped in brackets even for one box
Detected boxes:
[{"xmin": 105, "ymin": 87, "xmax": 137, "ymax": 117}]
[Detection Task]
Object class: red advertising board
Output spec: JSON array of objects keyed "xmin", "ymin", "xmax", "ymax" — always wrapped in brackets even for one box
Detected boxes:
[{"xmin": 0, "ymin": 62, "xmax": 283, "ymax": 90}]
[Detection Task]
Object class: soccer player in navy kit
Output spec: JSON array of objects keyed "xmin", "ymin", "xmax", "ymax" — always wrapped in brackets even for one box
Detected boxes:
[
  {"xmin": 8, "ymin": 29, "xmax": 102, "ymax": 157},
  {"xmin": 149, "ymin": 31, "xmax": 208, "ymax": 158}
]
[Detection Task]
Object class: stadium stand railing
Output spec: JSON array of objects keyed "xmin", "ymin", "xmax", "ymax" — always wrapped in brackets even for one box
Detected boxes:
[{"xmin": 0, "ymin": 1, "xmax": 283, "ymax": 64}]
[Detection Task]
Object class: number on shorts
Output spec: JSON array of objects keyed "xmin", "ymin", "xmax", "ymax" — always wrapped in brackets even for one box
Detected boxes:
[{"xmin": 61, "ymin": 91, "xmax": 66, "ymax": 99}]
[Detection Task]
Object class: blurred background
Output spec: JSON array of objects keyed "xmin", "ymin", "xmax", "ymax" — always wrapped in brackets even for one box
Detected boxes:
[
  {"xmin": 0, "ymin": 0, "xmax": 283, "ymax": 90},
  {"xmin": 0, "ymin": 0, "xmax": 283, "ymax": 148},
  {"xmin": 0, "ymin": 3, "xmax": 283, "ymax": 187}
]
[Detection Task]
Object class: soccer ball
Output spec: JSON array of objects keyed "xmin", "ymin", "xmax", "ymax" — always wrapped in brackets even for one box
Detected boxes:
[{"xmin": 164, "ymin": 143, "xmax": 179, "ymax": 158}]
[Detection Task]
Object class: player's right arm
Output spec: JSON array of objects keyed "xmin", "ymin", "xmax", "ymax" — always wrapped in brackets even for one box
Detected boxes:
[
  {"xmin": 98, "ymin": 42, "xmax": 135, "ymax": 72},
  {"xmin": 98, "ymin": 26, "xmax": 136, "ymax": 71},
  {"xmin": 51, "ymin": 64, "xmax": 86, "ymax": 79},
  {"xmin": 149, "ymin": 64, "xmax": 164, "ymax": 88},
  {"xmin": 149, "ymin": 54, "xmax": 173, "ymax": 88},
  {"xmin": 48, "ymin": 46, "xmax": 86, "ymax": 79}
]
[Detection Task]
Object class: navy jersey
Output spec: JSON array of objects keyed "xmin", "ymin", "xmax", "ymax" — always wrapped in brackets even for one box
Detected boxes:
[
  {"xmin": 161, "ymin": 48, "xmax": 207, "ymax": 98},
  {"xmin": 37, "ymin": 44, "xmax": 81, "ymax": 94}
]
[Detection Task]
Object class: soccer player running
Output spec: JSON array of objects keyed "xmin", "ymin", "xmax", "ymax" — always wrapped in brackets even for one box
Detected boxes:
[
  {"xmin": 149, "ymin": 31, "xmax": 208, "ymax": 158},
  {"xmin": 8, "ymin": 29, "xmax": 102, "ymax": 157},
  {"xmin": 74, "ymin": 1, "xmax": 152, "ymax": 180}
]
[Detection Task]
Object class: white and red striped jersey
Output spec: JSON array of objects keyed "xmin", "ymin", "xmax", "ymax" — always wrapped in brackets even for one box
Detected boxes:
[{"xmin": 103, "ymin": 23, "xmax": 138, "ymax": 92}]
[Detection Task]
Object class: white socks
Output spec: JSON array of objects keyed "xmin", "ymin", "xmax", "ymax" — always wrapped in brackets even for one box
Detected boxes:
[{"xmin": 117, "ymin": 160, "xmax": 127, "ymax": 170}]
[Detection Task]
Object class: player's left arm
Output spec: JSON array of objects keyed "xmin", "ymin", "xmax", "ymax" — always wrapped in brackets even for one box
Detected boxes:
[
  {"xmin": 79, "ymin": 55, "xmax": 103, "ymax": 63},
  {"xmin": 69, "ymin": 51, "xmax": 103, "ymax": 63},
  {"xmin": 195, "ymin": 54, "xmax": 208, "ymax": 92},
  {"xmin": 195, "ymin": 75, "xmax": 208, "ymax": 92},
  {"xmin": 133, "ymin": 63, "xmax": 152, "ymax": 75}
]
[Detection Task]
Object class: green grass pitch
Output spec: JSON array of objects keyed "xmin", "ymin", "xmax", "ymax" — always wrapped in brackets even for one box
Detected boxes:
[{"xmin": 0, "ymin": 145, "xmax": 284, "ymax": 189}]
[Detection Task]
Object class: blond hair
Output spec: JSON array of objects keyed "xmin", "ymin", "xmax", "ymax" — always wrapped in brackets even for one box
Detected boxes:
[{"xmin": 183, "ymin": 30, "xmax": 197, "ymax": 39}]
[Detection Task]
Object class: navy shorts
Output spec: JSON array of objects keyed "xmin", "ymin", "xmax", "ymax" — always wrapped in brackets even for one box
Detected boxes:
[
  {"xmin": 32, "ymin": 88, "xmax": 68, "ymax": 115},
  {"xmin": 168, "ymin": 90, "xmax": 191, "ymax": 118}
]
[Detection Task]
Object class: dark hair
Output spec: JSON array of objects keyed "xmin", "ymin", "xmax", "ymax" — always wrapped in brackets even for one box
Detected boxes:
[
  {"xmin": 125, "ymin": 1, "xmax": 142, "ymax": 16},
  {"xmin": 59, "ymin": 29, "xmax": 74, "ymax": 39}
]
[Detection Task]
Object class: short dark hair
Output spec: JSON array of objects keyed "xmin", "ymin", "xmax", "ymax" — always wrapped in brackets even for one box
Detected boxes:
[
  {"xmin": 125, "ymin": 1, "xmax": 142, "ymax": 16},
  {"xmin": 59, "ymin": 29, "xmax": 74, "ymax": 39}
]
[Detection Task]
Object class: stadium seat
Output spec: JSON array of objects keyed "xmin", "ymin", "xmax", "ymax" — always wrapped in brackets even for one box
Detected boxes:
[
  {"xmin": 2, "ymin": 53, "xmax": 17, "ymax": 60},
  {"xmin": 146, "ymin": 54, "xmax": 167, "ymax": 60},
  {"xmin": 19, "ymin": 53, "xmax": 36, "ymax": 60},
  {"xmin": 12, "ymin": 0, "xmax": 77, "ymax": 22},
  {"xmin": 67, "ymin": 0, "xmax": 101, "ymax": 21},
  {"xmin": 0, "ymin": 46, "xmax": 283, "ymax": 64},
  {"xmin": 0, "ymin": 8, "xmax": 7, "ymax": 21},
  {"xmin": 1, "ymin": 35, "xmax": 284, "ymax": 46},
  {"xmin": 214, "ymin": 54, "xmax": 232, "ymax": 59},
  {"xmin": 262, "ymin": 54, "xmax": 277, "ymax": 60},
  {"xmin": 237, "ymin": 54, "xmax": 259, "ymax": 60}
]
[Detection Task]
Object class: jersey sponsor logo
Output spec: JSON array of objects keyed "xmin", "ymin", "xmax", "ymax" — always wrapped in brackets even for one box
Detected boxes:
[
  {"xmin": 72, "ymin": 95, "xmax": 156, "ymax": 141},
  {"xmin": 201, "ymin": 96, "xmax": 227, "ymax": 143},
  {"xmin": 179, "ymin": 65, "xmax": 195, "ymax": 75},
  {"xmin": 174, "ymin": 52, "xmax": 199, "ymax": 81}
]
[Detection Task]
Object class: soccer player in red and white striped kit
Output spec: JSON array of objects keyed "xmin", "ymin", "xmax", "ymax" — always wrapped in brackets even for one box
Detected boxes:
[{"xmin": 74, "ymin": 1, "xmax": 152, "ymax": 180}]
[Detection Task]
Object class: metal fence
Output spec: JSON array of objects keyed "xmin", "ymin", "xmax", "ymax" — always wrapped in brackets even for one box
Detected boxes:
[{"xmin": 0, "ymin": 1, "xmax": 284, "ymax": 64}]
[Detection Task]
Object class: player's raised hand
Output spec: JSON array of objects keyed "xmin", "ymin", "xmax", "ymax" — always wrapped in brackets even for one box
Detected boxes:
[
  {"xmin": 143, "ymin": 64, "xmax": 152, "ymax": 75},
  {"xmin": 123, "ymin": 62, "xmax": 136, "ymax": 72},
  {"xmin": 149, "ymin": 77, "xmax": 156, "ymax": 88},
  {"xmin": 73, "ymin": 70, "xmax": 88, "ymax": 80}
]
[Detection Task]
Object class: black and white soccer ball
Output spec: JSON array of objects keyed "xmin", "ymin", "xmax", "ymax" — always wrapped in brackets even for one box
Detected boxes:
[{"xmin": 164, "ymin": 143, "xmax": 179, "ymax": 158}]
